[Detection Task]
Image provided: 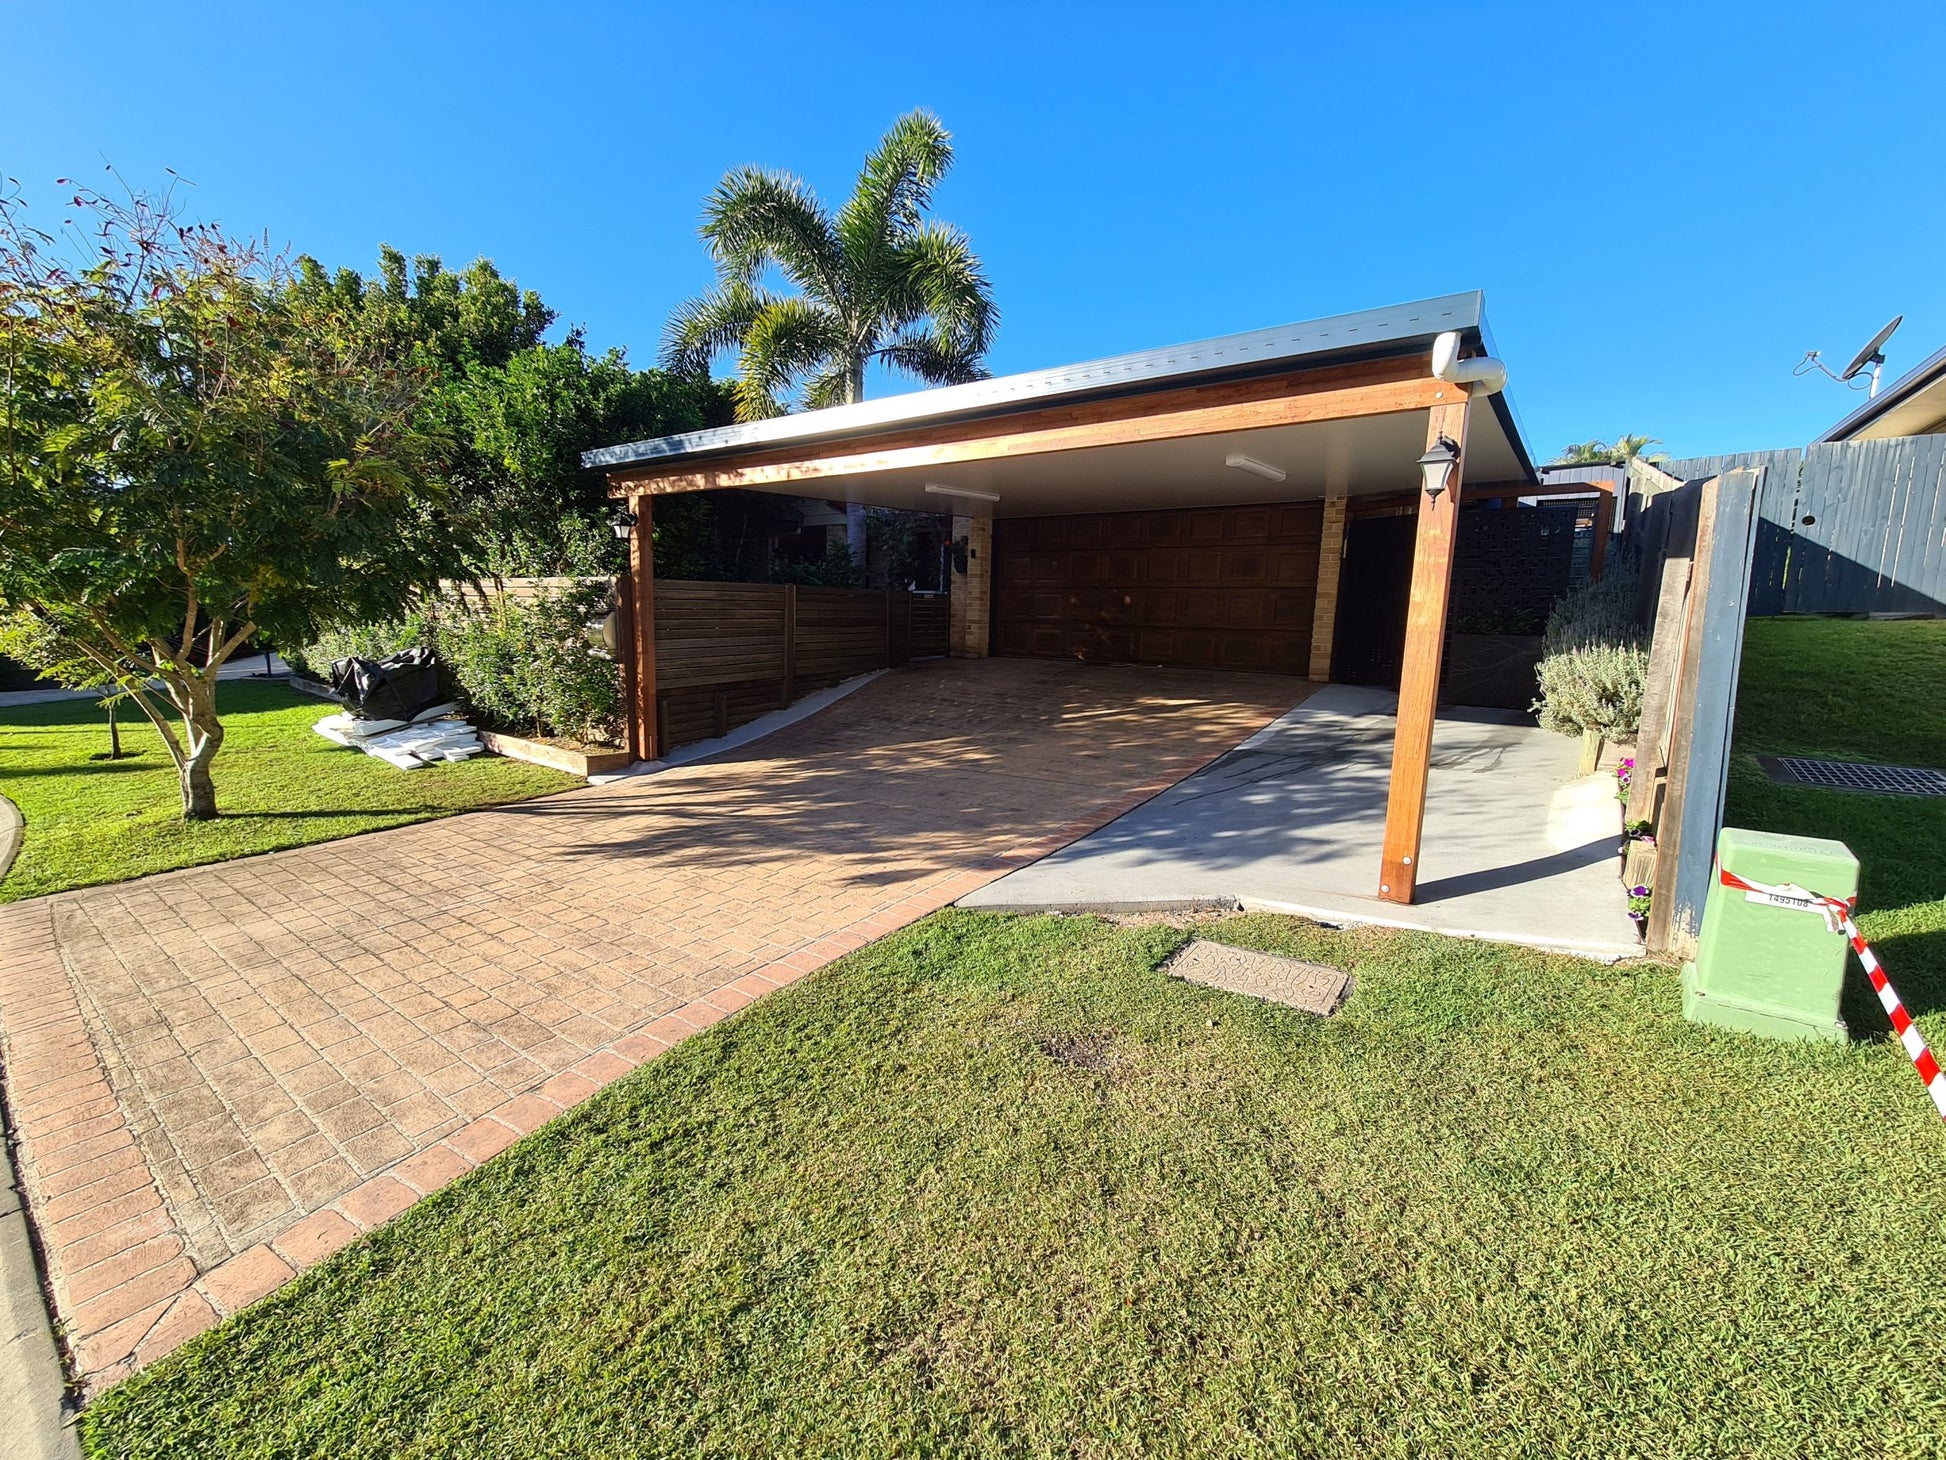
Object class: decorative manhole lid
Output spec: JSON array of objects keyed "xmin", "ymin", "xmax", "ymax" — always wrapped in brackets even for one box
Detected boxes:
[
  {"xmin": 1166, "ymin": 940, "xmax": 1350, "ymax": 1015},
  {"xmin": 1759, "ymin": 755, "xmax": 1946, "ymax": 798}
]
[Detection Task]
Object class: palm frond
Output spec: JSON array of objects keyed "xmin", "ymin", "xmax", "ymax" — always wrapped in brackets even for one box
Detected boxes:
[
  {"xmin": 735, "ymin": 297, "xmax": 846, "ymax": 421},
  {"xmin": 802, "ymin": 361, "xmax": 857, "ymax": 411},
  {"xmin": 880, "ymin": 222, "xmax": 996, "ymax": 360},
  {"xmin": 700, "ymin": 167, "xmax": 842, "ymax": 303},
  {"xmin": 660, "ymin": 280, "xmax": 775, "ymax": 376},
  {"xmin": 835, "ymin": 110, "xmax": 954, "ymax": 285},
  {"xmin": 876, "ymin": 328, "xmax": 990, "ymax": 388}
]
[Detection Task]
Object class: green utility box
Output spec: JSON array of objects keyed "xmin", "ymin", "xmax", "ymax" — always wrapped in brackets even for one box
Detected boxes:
[{"xmin": 1681, "ymin": 827, "xmax": 1858, "ymax": 1043}]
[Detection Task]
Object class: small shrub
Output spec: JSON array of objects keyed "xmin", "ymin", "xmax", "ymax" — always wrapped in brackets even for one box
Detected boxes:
[
  {"xmin": 440, "ymin": 584, "xmax": 622, "ymax": 745},
  {"xmin": 1532, "ymin": 565, "xmax": 1648, "ymax": 739},
  {"xmin": 1535, "ymin": 641, "xmax": 1649, "ymax": 738}
]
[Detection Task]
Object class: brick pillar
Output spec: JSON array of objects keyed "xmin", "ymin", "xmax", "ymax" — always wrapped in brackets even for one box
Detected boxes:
[
  {"xmin": 949, "ymin": 514, "xmax": 992, "ymax": 658},
  {"xmin": 1308, "ymin": 491, "xmax": 1348, "ymax": 681}
]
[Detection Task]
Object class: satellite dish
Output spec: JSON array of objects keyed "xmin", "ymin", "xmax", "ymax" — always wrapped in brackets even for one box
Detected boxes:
[{"xmin": 1841, "ymin": 315, "xmax": 1903, "ymax": 394}]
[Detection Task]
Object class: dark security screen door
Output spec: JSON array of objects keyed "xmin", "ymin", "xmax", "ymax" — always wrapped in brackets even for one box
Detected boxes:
[{"xmin": 1331, "ymin": 512, "xmax": 1416, "ymax": 688}]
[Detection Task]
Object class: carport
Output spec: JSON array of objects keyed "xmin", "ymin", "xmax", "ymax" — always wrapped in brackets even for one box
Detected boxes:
[{"xmin": 587, "ymin": 292, "xmax": 1583, "ymax": 906}]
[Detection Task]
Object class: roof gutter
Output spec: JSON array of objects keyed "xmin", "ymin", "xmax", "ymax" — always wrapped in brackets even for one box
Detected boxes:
[{"xmin": 1816, "ymin": 340, "xmax": 1946, "ymax": 442}]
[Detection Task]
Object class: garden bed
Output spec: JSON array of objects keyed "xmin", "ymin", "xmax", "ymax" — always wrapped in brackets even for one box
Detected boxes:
[{"xmin": 478, "ymin": 729, "xmax": 633, "ymax": 776}]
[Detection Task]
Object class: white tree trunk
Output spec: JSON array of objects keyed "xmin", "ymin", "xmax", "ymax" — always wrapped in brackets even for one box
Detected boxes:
[{"xmin": 176, "ymin": 674, "xmax": 224, "ymax": 821}]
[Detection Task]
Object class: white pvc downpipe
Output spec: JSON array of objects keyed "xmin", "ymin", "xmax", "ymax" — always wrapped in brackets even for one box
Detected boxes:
[{"xmin": 1431, "ymin": 330, "xmax": 1508, "ymax": 395}]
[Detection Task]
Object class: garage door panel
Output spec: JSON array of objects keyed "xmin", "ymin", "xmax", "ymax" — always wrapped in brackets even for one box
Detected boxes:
[
  {"xmin": 1141, "ymin": 590, "xmax": 1184, "ymax": 626},
  {"xmin": 1272, "ymin": 505, "xmax": 1318, "ymax": 539},
  {"xmin": 1270, "ymin": 547, "xmax": 1321, "ymax": 583},
  {"xmin": 1140, "ymin": 514, "xmax": 1185, "ymax": 546},
  {"xmin": 1222, "ymin": 549, "xmax": 1270, "ymax": 583},
  {"xmin": 1228, "ymin": 507, "xmax": 1272, "ymax": 540},
  {"xmin": 1267, "ymin": 589, "xmax": 1313, "ymax": 626},
  {"xmin": 994, "ymin": 502, "xmax": 1323, "ymax": 674}
]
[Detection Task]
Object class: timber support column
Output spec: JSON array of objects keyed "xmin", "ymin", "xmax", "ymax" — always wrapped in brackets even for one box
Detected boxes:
[
  {"xmin": 1589, "ymin": 482, "xmax": 1615, "ymax": 582},
  {"xmin": 949, "ymin": 513, "xmax": 992, "ymax": 658},
  {"xmin": 627, "ymin": 493, "xmax": 659, "ymax": 761},
  {"xmin": 1308, "ymin": 490, "xmax": 1348, "ymax": 681},
  {"xmin": 1378, "ymin": 393, "xmax": 1471, "ymax": 904}
]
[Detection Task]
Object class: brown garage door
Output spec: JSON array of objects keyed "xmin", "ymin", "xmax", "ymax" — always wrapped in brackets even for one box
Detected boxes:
[{"xmin": 993, "ymin": 502, "xmax": 1322, "ymax": 675}]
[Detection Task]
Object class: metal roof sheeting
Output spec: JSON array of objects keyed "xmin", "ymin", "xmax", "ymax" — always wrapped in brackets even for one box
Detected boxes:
[{"xmin": 583, "ymin": 291, "xmax": 1527, "ymax": 473}]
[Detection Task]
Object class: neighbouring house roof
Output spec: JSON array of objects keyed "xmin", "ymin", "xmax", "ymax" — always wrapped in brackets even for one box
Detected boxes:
[
  {"xmin": 583, "ymin": 291, "xmax": 1538, "ymax": 488},
  {"xmin": 1816, "ymin": 341, "xmax": 1946, "ymax": 442}
]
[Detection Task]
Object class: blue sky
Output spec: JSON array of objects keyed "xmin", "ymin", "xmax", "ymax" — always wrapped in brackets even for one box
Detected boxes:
[{"xmin": 7, "ymin": 2, "xmax": 1942, "ymax": 461}]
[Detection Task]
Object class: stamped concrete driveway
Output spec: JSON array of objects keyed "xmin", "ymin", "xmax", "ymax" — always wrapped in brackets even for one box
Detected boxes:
[{"xmin": 0, "ymin": 658, "xmax": 1308, "ymax": 1390}]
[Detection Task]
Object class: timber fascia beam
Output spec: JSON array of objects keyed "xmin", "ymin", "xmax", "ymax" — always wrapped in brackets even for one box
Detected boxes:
[{"xmin": 606, "ymin": 358, "xmax": 1451, "ymax": 498}]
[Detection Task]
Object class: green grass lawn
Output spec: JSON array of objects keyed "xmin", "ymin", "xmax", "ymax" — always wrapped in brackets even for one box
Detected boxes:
[
  {"xmin": 1723, "ymin": 617, "xmax": 1946, "ymax": 1020},
  {"xmin": 83, "ymin": 911, "xmax": 1946, "ymax": 1459},
  {"xmin": 0, "ymin": 682, "xmax": 577, "ymax": 901}
]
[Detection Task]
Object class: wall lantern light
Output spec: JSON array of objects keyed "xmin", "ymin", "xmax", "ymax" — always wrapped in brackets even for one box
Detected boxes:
[
  {"xmin": 1417, "ymin": 436, "xmax": 1461, "ymax": 502},
  {"xmin": 611, "ymin": 508, "xmax": 640, "ymax": 542}
]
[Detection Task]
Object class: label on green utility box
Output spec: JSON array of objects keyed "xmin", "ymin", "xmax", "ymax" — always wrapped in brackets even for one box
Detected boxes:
[{"xmin": 1739, "ymin": 884, "xmax": 1840, "ymax": 919}]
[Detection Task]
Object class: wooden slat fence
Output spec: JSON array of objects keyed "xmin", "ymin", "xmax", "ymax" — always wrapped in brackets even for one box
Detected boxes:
[
  {"xmin": 1789, "ymin": 437, "xmax": 1946, "ymax": 615},
  {"xmin": 652, "ymin": 583, "xmax": 948, "ymax": 752},
  {"xmin": 1661, "ymin": 439, "xmax": 1946, "ymax": 616}
]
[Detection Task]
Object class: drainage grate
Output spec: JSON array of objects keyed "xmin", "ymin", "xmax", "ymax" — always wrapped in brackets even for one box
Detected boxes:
[{"xmin": 1760, "ymin": 756, "xmax": 1946, "ymax": 798}]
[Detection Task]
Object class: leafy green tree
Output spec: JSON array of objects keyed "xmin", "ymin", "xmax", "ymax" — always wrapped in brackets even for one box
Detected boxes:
[
  {"xmin": 434, "ymin": 332, "xmax": 731, "ymax": 575},
  {"xmin": 300, "ymin": 249, "xmax": 735, "ymax": 576},
  {"xmin": 664, "ymin": 109, "xmax": 997, "ymax": 421},
  {"xmin": 0, "ymin": 181, "xmax": 454, "ymax": 819},
  {"xmin": 292, "ymin": 247, "xmax": 553, "ymax": 373},
  {"xmin": 1554, "ymin": 435, "xmax": 1668, "ymax": 465}
]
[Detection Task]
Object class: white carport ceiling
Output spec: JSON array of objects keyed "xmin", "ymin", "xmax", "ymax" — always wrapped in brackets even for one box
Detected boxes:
[{"xmin": 795, "ymin": 401, "xmax": 1529, "ymax": 518}]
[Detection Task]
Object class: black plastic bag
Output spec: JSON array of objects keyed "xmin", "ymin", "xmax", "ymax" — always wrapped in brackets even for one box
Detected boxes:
[{"xmin": 329, "ymin": 646, "xmax": 445, "ymax": 722}]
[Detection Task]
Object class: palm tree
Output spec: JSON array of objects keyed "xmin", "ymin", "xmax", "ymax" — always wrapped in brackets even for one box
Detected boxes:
[
  {"xmin": 663, "ymin": 110, "xmax": 997, "ymax": 423},
  {"xmin": 1553, "ymin": 434, "xmax": 1668, "ymax": 466}
]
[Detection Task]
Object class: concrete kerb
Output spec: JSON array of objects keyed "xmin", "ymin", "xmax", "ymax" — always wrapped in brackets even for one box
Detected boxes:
[
  {"xmin": 1234, "ymin": 894, "xmax": 1642, "ymax": 962},
  {"xmin": 0, "ymin": 1095, "xmax": 81, "ymax": 1459},
  {"xmin": 958, "ymin": 890, "xmax": 1641, "ymax": 963},
  {"xmin": 588, "ymin": 670, "xmax": 889, "ymax": 785},
  {"xmin": 0, "ymin": 795, "xmax": 21, "ymax": 887}
]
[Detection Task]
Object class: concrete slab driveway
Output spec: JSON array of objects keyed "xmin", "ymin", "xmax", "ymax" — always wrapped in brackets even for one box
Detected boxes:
[{"xmin": 0, "ymin": 658, "xmax": 1307, "ymax": 1390}]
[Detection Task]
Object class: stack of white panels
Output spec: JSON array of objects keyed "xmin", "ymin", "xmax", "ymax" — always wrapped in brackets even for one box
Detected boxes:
[{"xmin": 313, "ymin": 702, "xmax": 483, "ymax": 769}]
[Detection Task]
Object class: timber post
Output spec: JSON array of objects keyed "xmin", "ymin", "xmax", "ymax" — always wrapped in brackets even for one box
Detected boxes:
[
  {"xmin": 1590, "ymin": 482, "xmax": 1615, "ymax": 582},
  {"xmin": 627, "ymin": 493, "xmax": 658, "ymax": 762},
  {"xmin": 1377, "ymin": 392, "xmax": 1471, "ymax": 904}
]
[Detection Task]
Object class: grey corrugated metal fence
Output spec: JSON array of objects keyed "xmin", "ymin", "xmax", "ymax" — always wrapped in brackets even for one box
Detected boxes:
[{"xmin": 1661, "ymin": 439, "xmax": 1946, "ymax": 616}]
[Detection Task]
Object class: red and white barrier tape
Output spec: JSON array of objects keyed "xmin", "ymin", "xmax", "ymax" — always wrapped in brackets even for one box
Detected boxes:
[{"xmin": 1718, "ymin": 866, "xmax": 1946, "ymax": 1122}]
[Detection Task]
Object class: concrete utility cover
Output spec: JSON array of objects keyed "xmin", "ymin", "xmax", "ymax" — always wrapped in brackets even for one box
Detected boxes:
[{"xmin": 1168, "ymin": 939, "xmax": 1349, "ymax": 1015}]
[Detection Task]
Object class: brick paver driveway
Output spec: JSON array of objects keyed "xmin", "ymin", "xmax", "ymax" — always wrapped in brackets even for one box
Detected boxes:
[{"xmin": 0, "ymin": 658, "xmax": 1309, "ymax": 1388}]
